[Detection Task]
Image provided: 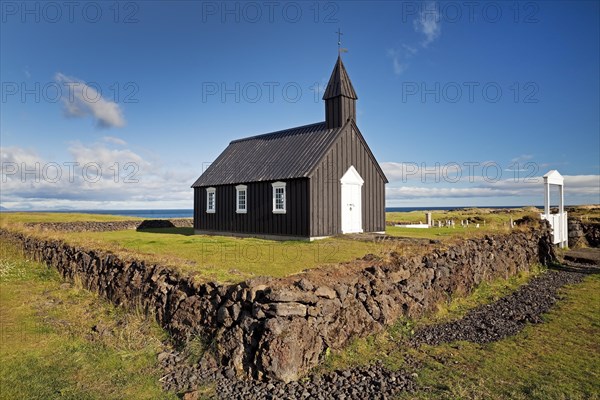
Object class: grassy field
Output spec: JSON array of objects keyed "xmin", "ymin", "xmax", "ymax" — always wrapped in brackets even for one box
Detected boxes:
[
  {"xmin": 57, "ymin": 228, "xmax": 384, "ymax": 282},
  {"xmin": 2, "ymin": 210, "xmax": 598, "ymax": 399},
  {"xmin": 566, "ymin": 205, "xmax": 600, "ymax": 222},
  {"xmin": 0, "ymin": 212, "xmax": 142, "ymax": 226},
  {"xmin": 385, "ymin": 207, "xmax": 539, "ymax": 240},
  {"xmin": 385, "ymin": 225, "xmax": 512, "ymax": 240},
  {"xmin": 386, "ymin": 207, "xmax": 538, "ymax": 224},
  {"xmin": 0, "ymin": 209, "xmax": 541, "ymax": 283},
  {"xmin": 320, "ymin": 268, "xmax": 600, "ymax": 400},
  {"xmin": 0, "ymin": 238, "xmax": 176, "ymax": 400},
  {"xmin": 0, "ymin": 212, "xmax": 385, "ymax": 283}
]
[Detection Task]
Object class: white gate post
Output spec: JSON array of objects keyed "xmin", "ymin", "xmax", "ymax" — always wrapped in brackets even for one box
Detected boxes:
[
  {"xmin": 544, "ymin": 181, "xmax": 550, "ymax": 216},
  {"xmin": 559, "ymin": 184, "xmax": 566, "ymax": 247},
  {"xmin": 541, "ymin": 170, "xmax": 567, "ymax": 248}
]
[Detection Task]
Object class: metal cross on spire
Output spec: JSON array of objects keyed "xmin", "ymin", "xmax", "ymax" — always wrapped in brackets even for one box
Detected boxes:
[{"xmin": 336, "ymin": 28, "xmax": 348, "ymax": 56}]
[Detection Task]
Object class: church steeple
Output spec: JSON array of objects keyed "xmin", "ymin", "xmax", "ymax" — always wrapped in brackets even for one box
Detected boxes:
[{"xmin": 323, "ymin": 55, "xmax": 358, "ymax": 129}]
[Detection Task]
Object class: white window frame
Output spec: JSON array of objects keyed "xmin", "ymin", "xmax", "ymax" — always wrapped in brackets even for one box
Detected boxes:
[
  {"xmin": 236, "ymin": 184, "xmax": 247, "ymax": 214},
  {"xmin": 272, "ymin": 181, "xmax": 286, "ymax": 214},
  {"xmin": 206, "ymin": 187, "xmax": 216, "ymax": 213}
]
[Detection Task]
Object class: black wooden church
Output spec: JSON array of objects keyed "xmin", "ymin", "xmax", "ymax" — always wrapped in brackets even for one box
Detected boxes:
[{"xmin": 192, "ymin": 56, "xmax": 387, "ymax": 240}]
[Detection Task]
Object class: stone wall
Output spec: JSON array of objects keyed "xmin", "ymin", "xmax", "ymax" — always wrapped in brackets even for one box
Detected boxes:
[
  {"xmin": 0, "ymin": 229, "xmax": 218, "ymax": 340},
  {"xmin": 214, "ymin": 223, "xmax": 555, "ymax": 382},
  {"xmin": 583, "ymin": 222, "xmax": 600, "ymax": 247},
  {"xmin": 568, "ymin": 217, "xmax": 600, "ymax": 248},
  {"xmin": 23, "ymin": 219, "xmax": 193, "ymax": 232},
  {"xmin": 0, "ymin": 221, "xmax": 556, "ymax": 383}
]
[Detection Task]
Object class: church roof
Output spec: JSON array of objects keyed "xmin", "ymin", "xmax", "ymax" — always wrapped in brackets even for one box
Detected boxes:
[
  {"xmin": 191, "ymin": 121, "xmax": 346, "ymax": 187},
  {"xmin": 323, "ymin": 56, "xmax": 358, "ymax": 100}
]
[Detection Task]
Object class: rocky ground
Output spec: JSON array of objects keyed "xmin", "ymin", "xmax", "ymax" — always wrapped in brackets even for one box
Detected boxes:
[
  {"xmin": 159, "ymin": 259, "xmax": 597, "ymax": 400},
  {"xmin": 160, "ymin": 353, "xmax": 417, "ymax": 400}
]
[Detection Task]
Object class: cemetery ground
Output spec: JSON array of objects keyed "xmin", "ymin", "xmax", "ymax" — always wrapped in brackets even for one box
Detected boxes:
[
  {"xmin": 0, "ymin": 233, "xmax": 598, "ymax": 399},
  {"xmin": 0, "ymin": 207, "xmax": 553, "ymax": 284}
]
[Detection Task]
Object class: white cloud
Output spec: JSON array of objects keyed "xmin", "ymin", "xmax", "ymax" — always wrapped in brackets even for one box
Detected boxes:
[
  {"xmin": 385, "ymin": 175, "xmax": 600, "ymax": 200},
  {"xmin": 387, "ymin": 43, "xmax": 419, "ymax": 76},
  {"xmin": 387, "ymin": 3, "xmax": 440, "ymax": 75},
  {"xmin": 102, "ymin": 136, "xmax": 127, "ymax": 146},
  {"xmin": 387, "ymin": 186, "xmax": 511, "ymax": 199},
  {"xmin": 413, "ymin": 2, "xmax": 441, "ymax": 47},
  {"xmin": 3, "ymin": 145, "xmax": 597, "ymax": 210},
  {"xmin": 510, "ymin": 154, "xmax": 534, "ymax": 163},
  {"xmin": 1, "ymin": 146, "xmax": 42, "ymax": 167},
  {"xmin": 387, "ymin": 49, "xmax": 408, "ymax": 75},
  {"xmin": 0, "ymin": 142, "xmax": 196, "ymax": 210},
  {"xmin": 381, "ymin": 162, "xmax": 600, "ymax": 203},
  {"xmin": 402, "ymin": 44, "xmax": 418, "ymax": 56},
  {"xmin": 54, "ymin": 73, "xmax": 126, "ymax": 128},
  {"xmin": 68, "ymin": 141, "xmax": 147, "ymax": 168}
]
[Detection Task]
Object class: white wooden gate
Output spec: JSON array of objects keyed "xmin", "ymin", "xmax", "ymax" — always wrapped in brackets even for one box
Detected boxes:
[{"xmin": 540, "ymin": 170, "xmax": 568, "ymax": 248}]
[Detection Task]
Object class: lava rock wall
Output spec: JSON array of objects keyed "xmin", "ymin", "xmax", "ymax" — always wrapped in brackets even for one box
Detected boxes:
[
  {"xmin": 568, "ymin": 217, "xmax": 600, "ymax": 248},
  {"xmin": 0, "ymin": 222, "xmax": 555, "ymax": 383}
]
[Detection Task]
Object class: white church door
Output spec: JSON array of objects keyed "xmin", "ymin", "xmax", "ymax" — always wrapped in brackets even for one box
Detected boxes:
[{"xmin": 341, "ymin": 166, "xmax": 364, "ymax": 234}]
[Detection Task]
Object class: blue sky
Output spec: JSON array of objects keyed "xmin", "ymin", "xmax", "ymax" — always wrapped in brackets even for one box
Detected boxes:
[{"xmin": 1, "ymin": 0, "xmax": 599, "ymax": 209}]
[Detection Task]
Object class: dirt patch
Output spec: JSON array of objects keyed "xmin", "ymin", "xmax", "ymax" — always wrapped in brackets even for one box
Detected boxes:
[{"xmin": 564, "ymin": 248, "xmax": 600, "ymax": 266}]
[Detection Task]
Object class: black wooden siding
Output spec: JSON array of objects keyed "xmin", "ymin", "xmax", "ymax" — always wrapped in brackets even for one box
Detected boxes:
[
  {"xmin": 325, "ymin": 96, "xmax": 356, "ymax": 130},
  {"xmin": 309, "ymin": 123, "xmax": 386, "ymax": 237},
  {"xmin": 194, "ymin": 179, "xmax": 310, "ymax": 237}
]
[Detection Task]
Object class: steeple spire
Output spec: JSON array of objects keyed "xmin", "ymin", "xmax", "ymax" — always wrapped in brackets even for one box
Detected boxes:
[
  {"xmin": 323, "ymin": 56, "xmax": 357, "ymax": 129},
  {"xmin": 335, "ymin": 28, "xmax": 349, "ymax": 57},
  {"xmin": 336, "ymin": 28, "xmax": 343, "ymax": 56}
]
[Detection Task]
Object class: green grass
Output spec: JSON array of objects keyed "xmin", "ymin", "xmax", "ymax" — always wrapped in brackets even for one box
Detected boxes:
[
  {"xmin": 565, "ymin": 205, "xmax": 600, "ymax": 222},
  {"xmin": 0, "ymin": 239, "xmax": 178, "ymax": 400},
  {"xmin": 319, "ymin": 269, "xmax": 600, "ymax": 400},
  {"xmin": 2, "ymin": 210, "xmax": 598, "ymax": 398},
  {"xmin": 0, "ymin": 212, "xmax": 142, "ymax": 226},
  {"xmin": 385, "ymin": 225, "xmax": 508, "ymax": 240},
  {"xmin": 386, "ymin": 207, "xmax": 538, "ymax": 225},
  {"xmin": 1, "ymin": 212, "xmax": 395, "ymax": 284},
  {"xmin": 57, "ymin": 228, "xmax": 383, "ymax": 283},
  {"xmin": 385, "ymin": 207, "xmax": 538, "ymax": 240},
  {"xmin": 405, "ymin": 274, "xmax": 600, "ymax": 400}
]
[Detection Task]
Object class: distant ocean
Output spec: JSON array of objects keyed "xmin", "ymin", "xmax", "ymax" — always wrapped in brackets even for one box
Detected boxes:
[{"xmin": 2, "ymin": 206, "xmax": 540, "ymax": 219}]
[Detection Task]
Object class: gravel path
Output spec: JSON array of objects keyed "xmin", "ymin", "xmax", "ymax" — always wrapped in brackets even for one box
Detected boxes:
[
  {"xmin": 410, "ymin": 268, "xmax": 588, "ymax": 346},
  {"xmin": 160, "ymin": 264, "xmax": 595, "ymax": 399}
]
